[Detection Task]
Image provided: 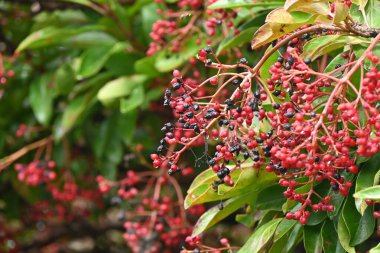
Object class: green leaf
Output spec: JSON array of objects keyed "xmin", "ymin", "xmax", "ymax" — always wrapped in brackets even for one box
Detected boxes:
[
  {"xmin": 216, "ymin": 27, "xmax": 258, "ymax": 55},
  {"xmin": 97, "ymin": 75, "xmax": 147, "ymax": 105},
  {"xmin": 29, "ymin": 74, "xmax": 54, "ymax": 125},
  {"xmin": 370, "ymin": 243, "xmax": 380, "ymax": 253},
  {"xmin": 55, "ymin": 73, "xmax": 113, "ymax": 139},
  {"xmin": 64, "ymin": 31, "xmax": 117, "ymax": 48},
  {"xmin": 32, "ymin": 9, "xmax": 88, "ymax": 31},
  {"xmin": 260, "ymin": 46, "xmax": 281, "ymax": 101},
  {"xmin": 268, "ymin": 222, "xmax": 303, "ymax": 253},
  {"xmin": 273, "ymin": 219, "xmax": 297, "ymax": 242},
  {"xmin": 301, "ymin": 35, "xmax": 369, "ymax": 60},
  {"xmin": 16, "ymin": 25, "xmax": 103, "ymax": 52},
  {"xmin": 236, "ymin": 213, "xmax": 255, "ymax": 227},
  {"xmin": 184, "ymin": 165, "xmax": 277, "ymax": 209},
  {"xmin": 284, "ymin": 223, "xmax": 303, "ymax": 252},
  {"xmin": 120, "ymin": 85, "xmax": 145, "ymax": 113},
  {"xmin": 321, "ymin": 220, "xmax": 345, "ymax": 253},
  {"xmin": 208, "ymin": 0, "xmax": 283, "ymax": 9},
  {"xmin": 192, "ymin": 194, "xmax": 247, "ymax": 236},
  {"xmin": 60, "ymin": 96, "xmax": 92, "ymax": 137},
  {"xmin": 53, "ymin": 64, "xmax": 75, "ymax": 96},
  {"xmin": 77, "ymin": 43, "xmax": 129, "ymax": 79},
  {"xmin": 285, "ymin": 0, "xmax": 330, "ymax": 15},
  {"xmin": 354, "ymin": 185, "xmax": 380, "ymax": 200},
  {"xmin": 127, "ymin": 0, "xmax": 154, "ymax": 16},
  {"xmin": 333, "ymin": 2, "xmax": 349, "ymax": 24},
  {"xmin": 77, "ymin": 45, "xmax": 114, "ymax": 78},
  {"xmin": 256, "ymin": 184, "xmax": 286, "ymax": 211},
  {"xmin": 266, "ymin": 9, "xmax": 314, "ymax": 24},
  {"xmin": 118, "ymin": 110, "xmax": 138, "ymax": 144},
  {"xmin": 351, "ymin": 206, "xmax": 375, "ymax": 245},
  {"xmin": 141, "ymin": 3, "xmax": 160, "ymax": 37},
  {"xmin": 251, "ymin": 9, "xmax": 316, "ymax": 49},
  {"xmin": 59, "ymin": 0, "xmax": 93, "ymax": 7},
  {"xmin": 365, "ymin": 0, "xmax": 380, "ymax": 28},
  {"xmin": 337, "ymin": 200, "xmax": 356, "ymax": 253},
  {"xmin": 155, "ymin": 36, "xmax": 200, "ymax": 72},
  {"xmin": 352, "ymin": 0, "xmax": 368, "ymax": 11},
  {"xmin": 238, "ymin": 218, "xmax": 282, "ymax": 253},
  {"xmin": 325, "ymin": 51, "xmax": 349, "ymax": 73},
  {"xmin": 105, "ymin": 52, "xmax": 141, "ymax": 76},
  {"xmin": 304, "ymin": 224, "xmax": 323, "ymax": 253},
  {"xmin": 355, "ymin": 152, "xmax": 380, "ymax": 214},
  {"xmin": 135, "ymin": 55, "xmax": 160, "ymax": 77},
  {"xmin": 337, "ymin": 190, "xmax": 375, "ymax": 247}
]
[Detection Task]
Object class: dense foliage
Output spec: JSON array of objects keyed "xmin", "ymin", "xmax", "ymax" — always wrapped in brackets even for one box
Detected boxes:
[{"xmin": 0, "ymin": 0, "xmax": 380, "ymax": 252}]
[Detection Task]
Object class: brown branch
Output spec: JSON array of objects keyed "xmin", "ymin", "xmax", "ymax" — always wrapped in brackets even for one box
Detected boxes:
[
  {"xmin": 349, "ymin": 21, "xmax": 380, "ymax": 38},
  {"xmin": 0, "ymin": 136, "xmax": 52, "ymax": 171}
]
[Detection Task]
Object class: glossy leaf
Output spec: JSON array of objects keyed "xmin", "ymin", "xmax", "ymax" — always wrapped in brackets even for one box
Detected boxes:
[
  {"xmin": 208, "ymin": 0, "xmax": 282, "ymax": 9},
  {"xmin": 64, "ymin": 31, "xmax": 117, "ymax": 47},
  {"xmin": 352, "ymin": 0, "xmax": 368, "ymax": 11},
  {"xmin": 97, "ymin": 75, "xmax": 147, "ymax": 105},
  {"xmin": 134, "ymin": 55, "xmax": 160, "ymax": 77},
  {"xmin": 55, "ymin": 73, "xmax": 113, "ymax": 139},
  {"xmin": 351, "ymin": 206, "xmax": 375, "ymax": 245},
  {"xmin": 355, "ymin": 152, "xmax": 380, "ymax": 214},
  {"xmin": 184, "ymin": 165, "xmax": 277, "ymax": 209},
  {"xmin": 321, "ymin": 220, "xmax": 345, "ymax": 253},
  {"xmin": 304, "ymin": 224, "xmax": 323, "ymax": 253},
  {"xmin": 77, "ymin": 43, "xmax": 129, "ymax": 79},
  {"xmin": 273, "ymin": 218, "xmax": 297, "ymax": 243},
  {"xmin": 192, "ymin": 194, "xmax": 247, "ymax": 236},
  {"xmin": 236, "ymin": 213, "xmax": 255, "ymax": 227},
  {"xmin": 155, "ymin": 37, "xmax": 199, "ymax": 72},
  {"xmin": 333, "ymin": 2, "xmax": 349, "ymax": 24},
  {"xmin": 16, "ymin": 25, "xmax": 102, "ymax": 52},
  {"xmin": 301, "ymin": 35, "xmax": 369, "ymax": 60},
  {"xmin": 238, "ymin": 218, "xmax": 282, "ymax": 253},
  {"xmin": 256, "ymin": 184, "xmax": 286, "ymax": 211},
  {"xmin": 54, "ymin": 64, "xmax": 75, "ymax": 96},
  {"xmin": 338, "ymin": 191, "xmax": 375, "ymax": 247},
  {"xmin": 60, "ymin": 0, "xmax": 93, "ymax": 7},
  {"xmin": 29, "ymin": 74, "xmax": 54, "ymax": 125},
  {"xmin": 365, "ymin": 0, "xmax": 380, "ymax": 28},
  {"xmin": 284, "ymin": 0, "xmax": 330, "ymax": 15},
  {"xmin": 260, "ymin": 46, "xmax": 281, "ymax": 102},
  {"xmin": 252, "ymin": 8, "xmax": 316, "ymax": 49},
  {"xmin": 370, "ymin": 243, "xmax": 380, "ymax": 253},
  {"xmin": 354, "ymin": 185, "xmax": 380, "ymax": 200},
  {"xmin": 325, "ymin": 51, "xmax": 349, "ymax": 73},
  {"xmin": 283, "ymin": 223, "xmax": 303, "ymax": 252},
  {"xmin": 120, "ymin": 85, "xmax": 145, "ymax": 113},
  {"xmin": 217, "ymin": 27, "xmax": 258, "ymax": 55},
  {"xmin": 337, "ymin": 200, "xmax": 356, "ymax": 253}
]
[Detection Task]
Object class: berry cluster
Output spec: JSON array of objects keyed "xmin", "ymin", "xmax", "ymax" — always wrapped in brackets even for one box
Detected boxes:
[
  {"xmin": 181, "ymin": 236, "xmax": 234, "ymax": 252},
  {"xmin": 153, "ymin": 28, "xmax": 380, "ymax": 225},
  {"xmin": 97, "ymin": 169, "xmax": 198, "ymax": 253},
  {"xmin": 147, "ymin": 0, "xmax": 239, "ymax": 56},
  {"xmin": 15, "ymin": 124, "xmax": 28, "ymax": 138},
  {"xmin": 14, "ymin": 160, "xmax": 56, "ymax": 186},
  {"xmin": 0, "ymin": 53, "xmax": 15, "ymax": 98}
]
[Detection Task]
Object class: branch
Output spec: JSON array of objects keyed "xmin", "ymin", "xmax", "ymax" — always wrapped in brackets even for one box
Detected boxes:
[
  {"xmin": 349, "ymin": 21, "xmax": 380, "ymax": 38},
  {"xmin": 0, "ymin": 136, "xmax": 52, "ymax": 171}
]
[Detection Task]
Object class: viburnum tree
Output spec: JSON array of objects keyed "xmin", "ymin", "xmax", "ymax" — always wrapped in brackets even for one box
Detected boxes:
[
  {"xmin": 151, "ymin": 0, "xmax": 380, "ymax": 252},
  {"xmin": 0, "ymin": 0, "xmax": 380, "ymax": 253}
]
